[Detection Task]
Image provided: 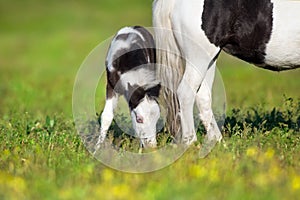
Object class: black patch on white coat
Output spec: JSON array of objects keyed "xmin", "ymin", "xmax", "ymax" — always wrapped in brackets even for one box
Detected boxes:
[
  {"xmin": 127, "ymin": 83, "xmax": 161, "ymax": 110},
  {"xmin": 201, "ymin": 0, "xmax": 273, "ymax": 65},
  {"xmin": 127, "ymin": 84, "xmax": 146, "ymax": 109},
  {"xmin": 106, "ymin": 26, "xmax": 158, "ymax": 101},
  {"xmin": 110, "ymin": 26, "xmax": 156, "ymax": 74}
]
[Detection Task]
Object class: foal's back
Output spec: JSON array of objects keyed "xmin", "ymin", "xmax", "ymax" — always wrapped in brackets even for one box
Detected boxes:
[{"xmin": 106, "ymin": 26, "xmax": 157, "ymax": 94}]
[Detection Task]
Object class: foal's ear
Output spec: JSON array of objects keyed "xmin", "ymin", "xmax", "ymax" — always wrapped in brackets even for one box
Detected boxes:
[
  {"xmin": 146, "ymin": 84, "xmax": 161, "ymax": 98},
  {"xmin": 126, "ymin": 83, "xmax": 146, "ymax": 109},
  {"xmin": 127, "ymin": 83, "xmax": 144, "ymax": 95},
  {"xmin": 126, "ymin": 83, "xmax": 134, "ymax": 99},
  {"xmin": 127, "ymin": 83, "xmax": 134, "ymax": 91}
]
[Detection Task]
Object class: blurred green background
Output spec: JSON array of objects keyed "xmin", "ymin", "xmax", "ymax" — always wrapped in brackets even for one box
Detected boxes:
[
  {"xmin": 0, "ymin": 1, "xmax": 299, "ymax": 199},
  {"xmin": 0, "ymin": 0, "xmax": 154, "ymax": 117},
  {"xmin": 1, "ymin": 0, "xmax": 299, "ymax": 118}
]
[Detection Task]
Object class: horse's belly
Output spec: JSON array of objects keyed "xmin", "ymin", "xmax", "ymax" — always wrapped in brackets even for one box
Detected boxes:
[{"xmin": 264, "ymin": 1, "xmax": 300, "ymax": 69}]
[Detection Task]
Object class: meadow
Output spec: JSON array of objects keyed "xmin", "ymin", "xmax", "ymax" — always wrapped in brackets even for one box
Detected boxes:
[{"xmin": 0, "ymin": 0, "xmax": 299, "ymax": 199}]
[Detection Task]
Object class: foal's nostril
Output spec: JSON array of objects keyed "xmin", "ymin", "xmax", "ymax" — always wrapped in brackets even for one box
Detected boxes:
[{"xmin": 136, "ymin": 115, "xmax": 144, "ymax": 124}]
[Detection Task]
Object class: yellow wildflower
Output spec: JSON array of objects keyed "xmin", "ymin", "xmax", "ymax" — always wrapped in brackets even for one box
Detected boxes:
[
  {"xmin": 189, "ymin": 164, "xmax": 206, "ymax": 178},
  {"xmin": 264, "ymin": 148, "xmax": 275, "ymax": 160},
  {"xmin": 246, "ymin": 147, "xmax": 258, "ymax": 158},
  {"xmin": 102, "ymin": 169, "xmax": 114, "ymax": 183},
  {"xmin": 292, "ymin": 175, "xmax": 300, "ymax": 191},
  {"xmin": 112, "ymin": 184, "xmax": 130, "ymax": 199}
]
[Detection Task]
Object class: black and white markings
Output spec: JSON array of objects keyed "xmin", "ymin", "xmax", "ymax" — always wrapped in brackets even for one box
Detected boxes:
[
  {"xmin": 201, "ymin": 0, "xmax": 274, "ymax": 66},
  {"xmin": 152, "ymin": 0, "xmax": 299, "ymax": 147},
  {"xmin": 201, "ymin": 0, "xmax": 300, "ymax": 71},
  {"xmin": 105, "ymin": 26, "xmax": 157, "ymax": 98},
  {"xmin": 96, "ymin": 26, "xmax": 161, "ymax": 150}
]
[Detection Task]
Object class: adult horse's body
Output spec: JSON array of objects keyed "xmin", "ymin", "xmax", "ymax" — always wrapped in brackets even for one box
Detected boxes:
[{"xmin": 153, "ymin": 0, "xmax": 300, "ymax": 144}]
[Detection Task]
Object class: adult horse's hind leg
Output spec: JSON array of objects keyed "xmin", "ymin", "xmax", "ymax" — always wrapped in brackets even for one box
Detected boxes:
[
  {"xmin": 172, "ymin": 22, "xmax": 220, "ymax": 145},
  {"xmin": 195, "ymin": 64, "xmax": 222, "ymax": 142},
  {"xmin": 176, "ymin": 64, "xmax": 204, "ymax": 144},
  {"xmin": 176, "ymin": 52, "xmax": 217, "ymax": 145}
]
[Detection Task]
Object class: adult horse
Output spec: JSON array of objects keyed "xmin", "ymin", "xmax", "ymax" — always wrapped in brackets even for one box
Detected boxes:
[{"xmin": 153, "ymin": 0, "xmax": 300, "ymax": 145}]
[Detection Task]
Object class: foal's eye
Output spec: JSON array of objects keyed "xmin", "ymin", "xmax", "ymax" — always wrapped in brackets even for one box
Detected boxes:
[{"xmin": 136, "ymin": 115, "xmax": 144, "ymax": 124}]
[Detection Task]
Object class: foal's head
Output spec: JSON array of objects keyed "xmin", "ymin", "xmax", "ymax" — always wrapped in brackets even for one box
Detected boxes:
[{"xmin": 126, "ymin": 83, "xmax": 161, "ymax": 148}]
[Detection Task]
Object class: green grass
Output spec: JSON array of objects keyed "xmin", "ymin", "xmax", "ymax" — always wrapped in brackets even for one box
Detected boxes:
[{"xmin": 0, "ymin": 1, "xmax": 300, "ymax": 199}]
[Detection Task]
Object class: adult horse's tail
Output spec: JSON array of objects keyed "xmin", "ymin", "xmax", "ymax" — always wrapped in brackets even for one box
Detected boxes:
[{"xmin": 153, "ymin": 0, "xmax": 184, "ymax": 139}]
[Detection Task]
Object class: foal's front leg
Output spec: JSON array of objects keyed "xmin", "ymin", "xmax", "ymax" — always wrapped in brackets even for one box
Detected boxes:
[{"xmin": 94, "ymin": 84, "xmax": 118, "ymax": 152}]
